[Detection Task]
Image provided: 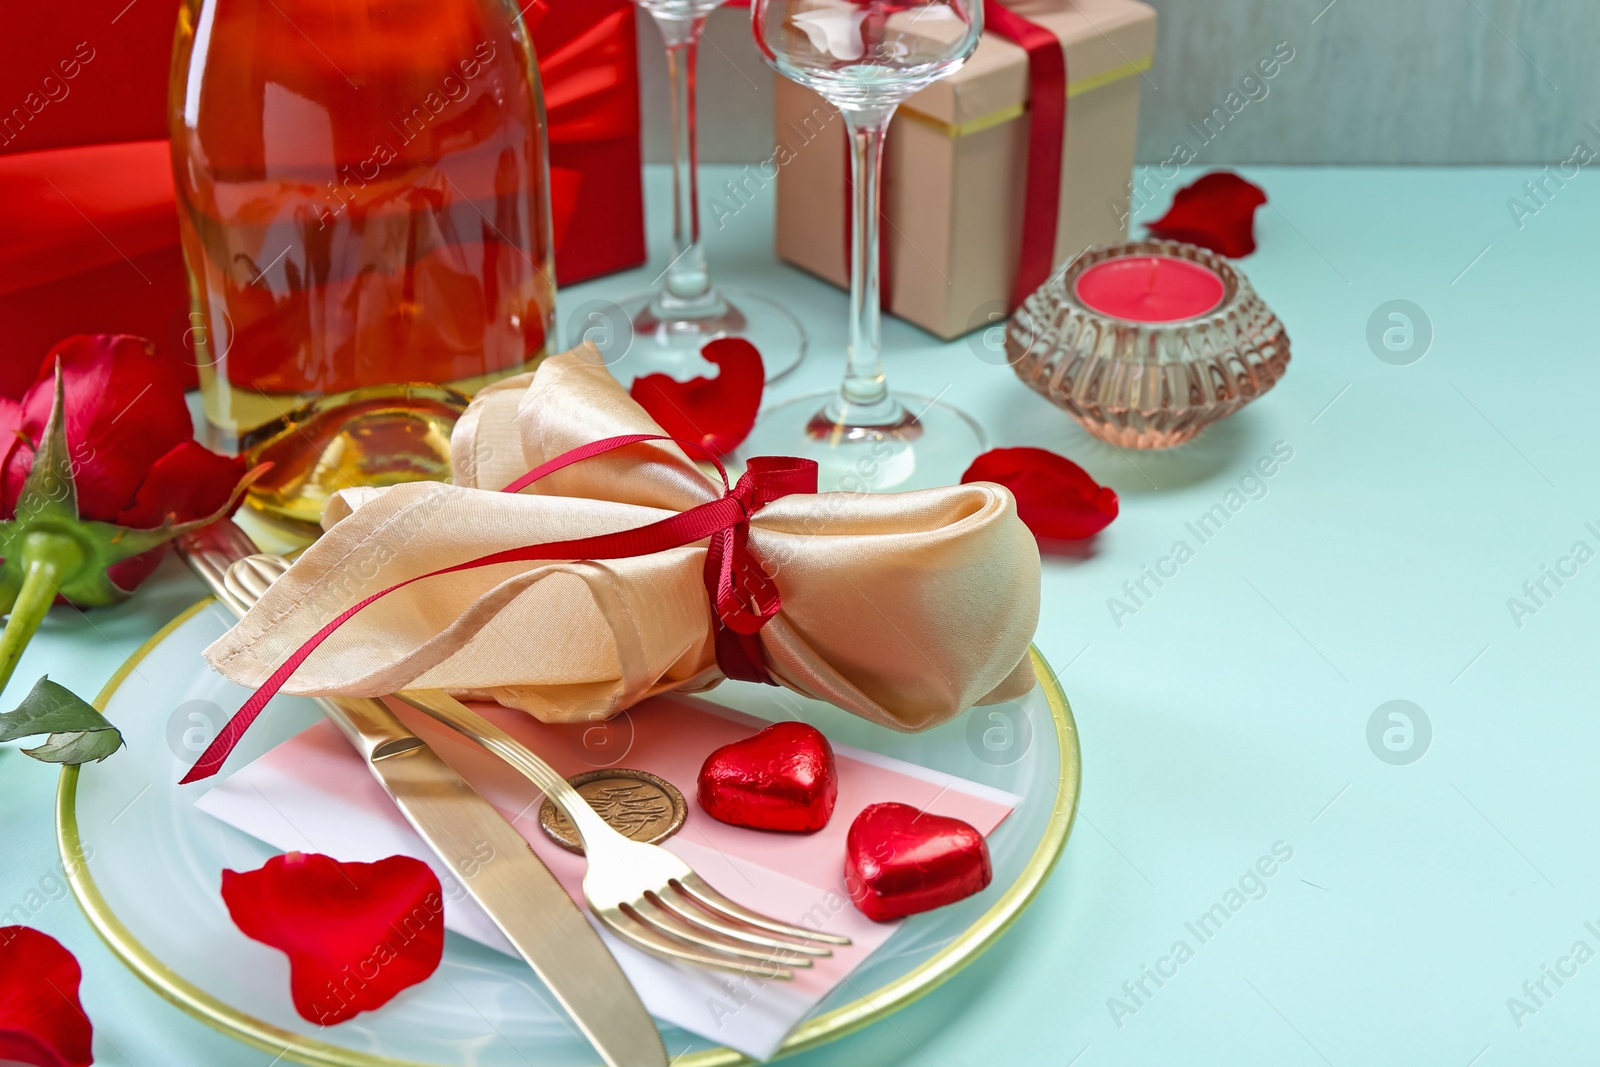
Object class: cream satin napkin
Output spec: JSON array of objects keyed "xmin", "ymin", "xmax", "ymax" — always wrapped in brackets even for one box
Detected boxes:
[{"xmin": 203, "ymin": 346, "xmax": 1041, "ymax": 732}]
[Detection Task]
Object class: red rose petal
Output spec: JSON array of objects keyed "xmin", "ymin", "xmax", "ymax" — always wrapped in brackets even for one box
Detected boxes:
[
  {"xmin": 116, "ymin": 440, "xmax": 248, "ymax": 529},
  {"xmin": 1144, "ymin": 171, "xmax": 1268, "ymax": 258},
  {"xmin": 962, "ymin": 447, "xmax": 1118, "ymax": 540},
  {"xmin": 101, "ymin": 550, "xmax": 167, "ymax": 596},
  {"xmin": 845, "ymin": 803, "xmax": 992, "ymax": 922},
  {"xmin": 99, "ymin": 438, "xmax": 246, "ymax": 591},
  {"xmin": 698, "ymin": 722, "xmax": 838, "ymax": 833},
  {"xmin": 629, "ymin": 338, "xmax": 764, "ymax": 456},
  {"xmin": 14, "ymin": 335, "xmax": 193, "ymax": 522},
  {"xmin": 0, "ymin": 398, "xmax": 24, "ymax": 520},
  {"xmin": 221, "ymin": 853, "xmax": 445, "ymax": 1026},
  {"xmin": 103, "ymin": 440, "xmax": 249, "ymax": 593},
  {"xmin": 0, "ymin": 926, "xmax": 94, "ymax": 1067}
]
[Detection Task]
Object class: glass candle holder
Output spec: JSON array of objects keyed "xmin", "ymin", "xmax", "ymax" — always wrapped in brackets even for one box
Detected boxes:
[{"xmin": 1006, "ymin": 239, "xmax": 1291, "ymax": 449}]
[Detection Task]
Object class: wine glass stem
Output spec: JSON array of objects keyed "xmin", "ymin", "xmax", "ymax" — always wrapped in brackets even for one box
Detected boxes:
[
  {"xmin": 840, "ymin": 107, "xmax": 897, "ymax": 420},
  {"xmin": 652, "ymin": 13, "xmax": 715, "ymax": 312}
]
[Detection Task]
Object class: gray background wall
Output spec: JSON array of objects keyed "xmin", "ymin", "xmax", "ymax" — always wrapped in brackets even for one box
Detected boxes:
[{"xmin": 637, "ymin": 0, "xmax": 1599, "ymax": 165}]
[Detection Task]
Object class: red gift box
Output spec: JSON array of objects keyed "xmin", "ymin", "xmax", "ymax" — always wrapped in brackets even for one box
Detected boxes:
[
  {"xmin": 527, "ymin": 0, "xmax": 648, "ymax": 286},
  {"xmin": 0, "ymin": 0, "xmax": 192, "ymax": 391},
  {"xmin": 0, "ymin": 0, "xmax": 644, "ymax": 391}
]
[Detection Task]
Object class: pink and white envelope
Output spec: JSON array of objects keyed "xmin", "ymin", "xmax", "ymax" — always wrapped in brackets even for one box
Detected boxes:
[{"xmin": 197, "ymin": 693, "xmax": 1018, "ymax": 1060}]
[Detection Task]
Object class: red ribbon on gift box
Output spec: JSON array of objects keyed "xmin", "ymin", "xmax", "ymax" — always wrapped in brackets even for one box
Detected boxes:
[
  {"xmin": 844, "ymin": 1, "xmax": 1066, "ymax": 315},
  {"xmin": 983, "ymin": 0, "xmax": 1066, "ymax": 311}
]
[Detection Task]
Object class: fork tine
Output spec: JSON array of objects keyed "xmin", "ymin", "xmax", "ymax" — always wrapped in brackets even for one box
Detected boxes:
[
  {"xmin": 673, "ymin": 873, "xmax": 852, "ymax": 946},
  {"xmin": 650, "ymin": 890, "xmax": 833, "ymax": 957},
  {"xmin": 628, "ymin": 899, "xmax": 813, "ymax": 970},
  {"xmin": 599, "ymin": 909, "xmax": 795, "ymax": 980}
]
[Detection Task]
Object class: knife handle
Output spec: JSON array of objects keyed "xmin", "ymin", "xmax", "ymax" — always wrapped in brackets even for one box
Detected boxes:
[{"xmin": 175, "ymin": 521, "xmax": 423, "ymax": 763}]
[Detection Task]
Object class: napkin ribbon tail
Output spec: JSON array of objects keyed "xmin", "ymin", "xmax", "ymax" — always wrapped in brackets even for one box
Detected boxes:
[{"xmin": 181, "ymin": 436, "xmax": 818, "ymax": 784}]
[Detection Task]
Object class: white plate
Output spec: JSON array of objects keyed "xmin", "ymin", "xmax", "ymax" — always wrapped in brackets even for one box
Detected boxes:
[{"xmin": 59, "ymin": 599, "xmax": 1079, "ymax": 1067}]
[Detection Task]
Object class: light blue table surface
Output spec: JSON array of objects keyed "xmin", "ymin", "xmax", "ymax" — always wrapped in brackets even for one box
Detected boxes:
[{"xmin": 3, "ymin": 163, "xmax": 1594, "ymax": 1066}]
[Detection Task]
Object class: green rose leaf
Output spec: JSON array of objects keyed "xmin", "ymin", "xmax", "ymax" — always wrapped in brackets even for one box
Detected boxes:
[
  {"xmin": 0, "ymin": 675, "xmax": 122, "ymax": 765},
  {"xmin": 23, "ymin": 727, "xmax": 124, "ymax": 765}
]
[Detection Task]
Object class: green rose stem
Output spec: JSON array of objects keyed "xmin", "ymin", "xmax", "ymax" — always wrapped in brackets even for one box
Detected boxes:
[{"xmin": 0, "ymin": 530, "xmax": 86, "ymax": 697}]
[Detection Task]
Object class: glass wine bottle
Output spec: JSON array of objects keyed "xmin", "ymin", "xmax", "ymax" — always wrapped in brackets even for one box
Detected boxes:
[{"xmin": 170, "ymin": 0, "xmax": 557, "ymax": 524}]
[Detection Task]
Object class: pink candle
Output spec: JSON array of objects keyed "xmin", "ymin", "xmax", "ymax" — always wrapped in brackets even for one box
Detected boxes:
[{"xmin": 1073, "ymin": 254, "xmax": 1226, "ymax": 323}]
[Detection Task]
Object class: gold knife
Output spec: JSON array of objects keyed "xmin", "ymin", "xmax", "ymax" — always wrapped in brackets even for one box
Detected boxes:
[{"xmin": 177, "ymin": 520, "xmax": 667, "ymax": 1067}]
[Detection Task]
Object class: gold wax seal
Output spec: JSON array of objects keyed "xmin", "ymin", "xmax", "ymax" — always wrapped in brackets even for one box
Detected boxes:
[{"xmin": 538, "ymin": 768, "xmax": 687, "ymax": 854}]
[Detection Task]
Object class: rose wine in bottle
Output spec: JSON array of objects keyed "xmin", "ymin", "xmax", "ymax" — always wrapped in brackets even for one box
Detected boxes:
[{"xmin": 170, "ymin": 0, "xmax": 555, "ymax": 523}]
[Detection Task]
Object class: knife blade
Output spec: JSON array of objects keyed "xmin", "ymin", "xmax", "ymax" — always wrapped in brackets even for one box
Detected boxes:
[{"xmin": 177, "ymin": 520, "xmax": 666, "ymax": 1067}]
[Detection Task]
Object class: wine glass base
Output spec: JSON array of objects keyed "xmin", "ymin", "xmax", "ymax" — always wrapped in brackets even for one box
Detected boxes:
[
  {"xmin": 741, "ymin": 390, "xmax": 987, "ymax": 492},
  {"xmin": 611, "ymin": 287, "xmax": 805, "ymax": 386}
]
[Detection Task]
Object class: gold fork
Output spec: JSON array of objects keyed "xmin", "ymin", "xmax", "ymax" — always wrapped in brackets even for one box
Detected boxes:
[{"xmin": 222, "ymin": 553, "xmax": 849, "ymax": 979}]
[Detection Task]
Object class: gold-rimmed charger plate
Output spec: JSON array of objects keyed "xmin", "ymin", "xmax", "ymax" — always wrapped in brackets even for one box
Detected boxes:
[{"xmin": 58, "ymin": 598, "xmax": 1079, "ymax": 1066}]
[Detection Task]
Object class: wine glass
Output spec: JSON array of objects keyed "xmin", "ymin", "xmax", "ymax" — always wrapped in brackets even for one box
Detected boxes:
[
  {"xmin": 616, "ymin": 0, "xmax": 806, "ymax": 385},
  {"xmin": 746, "ymin": 0, "xmax": 984, "ymax": 491}
]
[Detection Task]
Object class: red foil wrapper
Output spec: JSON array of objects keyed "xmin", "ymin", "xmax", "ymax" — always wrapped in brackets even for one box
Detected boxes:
[
  {"xmin": 697, "ymin": 722, "xmax": 838, "ymax": 833},
  {"xmin": 845, "ymin": 802, "xmax": 993, "ymax": 922}
]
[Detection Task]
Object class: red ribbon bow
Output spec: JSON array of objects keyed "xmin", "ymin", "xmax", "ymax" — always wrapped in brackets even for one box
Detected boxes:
[{"xmin": 181, "ymin": 438, "xmax": 817, "ymax": 784}]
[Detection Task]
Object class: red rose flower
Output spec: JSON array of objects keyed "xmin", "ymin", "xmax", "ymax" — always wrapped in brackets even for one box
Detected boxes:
[
  {"xmin": 0, "ymin": 926, "xmax": 94, "ymax": 1067},
  {"xmin": 962, "ymin": 447, "xmax": 1118, "ymax": 540},
  {"xmin": 221, "ymin": 853, "xmax": 445, "ymax": 1026},
  {"xmin": 0, "ymin": 334, "xmax": 256, "ymax": 699}
]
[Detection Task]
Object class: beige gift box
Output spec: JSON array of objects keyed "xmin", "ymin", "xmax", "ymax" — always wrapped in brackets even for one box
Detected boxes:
[{"xmin": 773, "ymin": 0, "xmax": 1157, "ymax": 340}]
